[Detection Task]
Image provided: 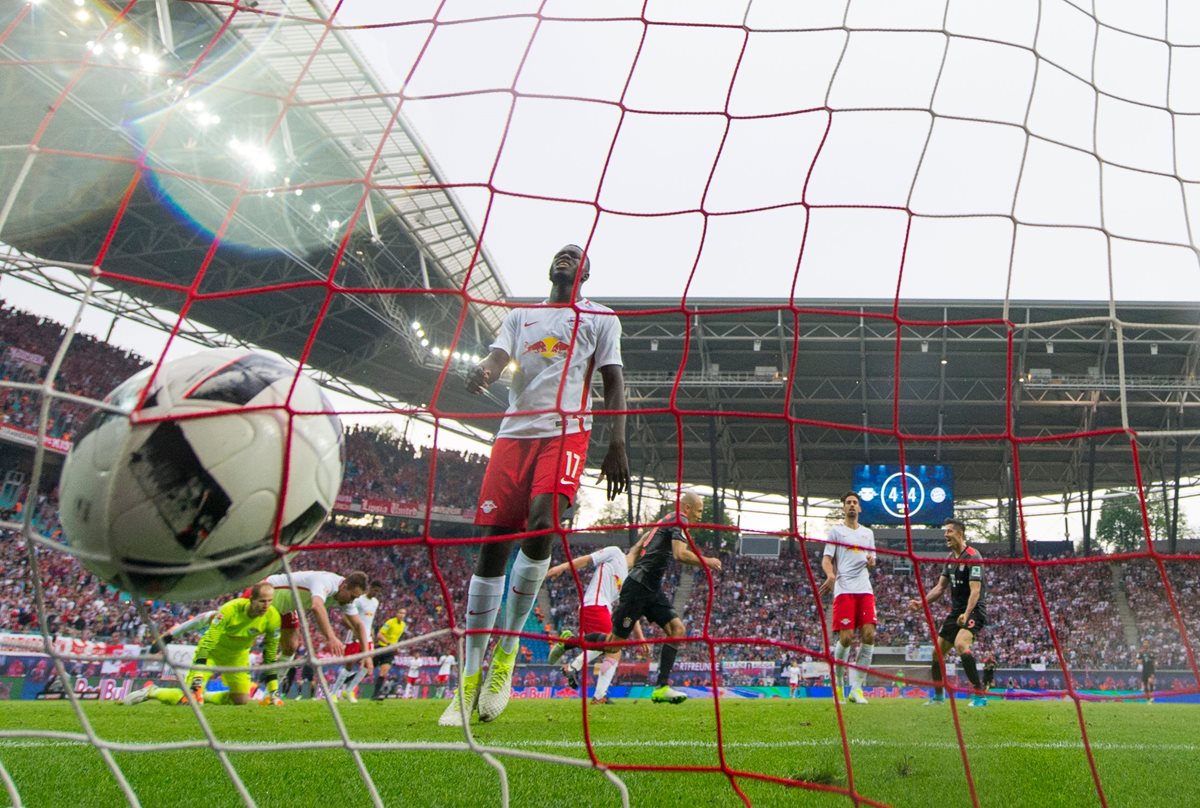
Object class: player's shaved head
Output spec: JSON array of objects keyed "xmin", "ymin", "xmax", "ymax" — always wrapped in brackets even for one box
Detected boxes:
[
  {"xmin": 249, "ymin": 581, "xmax": 274, "ymax": 600},
  {"xmin": 681, "ymin": 489, "xmax": 703, "ymax": 510}
]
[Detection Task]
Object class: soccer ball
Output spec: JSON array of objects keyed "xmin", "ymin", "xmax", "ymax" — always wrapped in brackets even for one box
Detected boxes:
[{"xmin": 58, "ymin": 349, "xmax": 343, "ymax": 601}]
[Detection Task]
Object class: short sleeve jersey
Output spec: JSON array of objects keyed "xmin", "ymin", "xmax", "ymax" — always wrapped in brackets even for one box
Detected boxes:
[
  {"xmin": 943, "ymin": 546, "xmax": 987, "ymax": 615},
  {"xmin": 628, "ymin": 522, "xmax": 687, "ymax": 591},
  {"xmin": 492, "ymin": 299, "xmax": 623, "ymax": 439},
  {"xmin": 786, "ymin": 664, "xmax": 801, "ymax": 683},
  {"xmin": 1139, "ymin": 652, "xmax": 1155, "ymax": 675},
  {"xmin": 438, "ymin": 655, "xmax": 456, "ymax": 675},
  {"xmin": 377, "ymin": 618, "xmax": 406, "ymax": 645},
  {"xmin": 265, "ymin": 571, "xmax": 343, "ymax": 615},
  {"xmin": 822, "ymin": 524, "xmax": 876, "ymax": 597},
  {"xmin": 583, "ymin": 545, "xmax": 629, "ymax": 610},
  {"xmin": 343, "ymin": 594, "xmax": 379, "ymax": 642},
  {"xmin": 407, "ymin": 658, "xmax": 421, "ymax": 676},
  {"xmin": 196, "ymin": 598, "xmax": 281, "ymax": 665}
]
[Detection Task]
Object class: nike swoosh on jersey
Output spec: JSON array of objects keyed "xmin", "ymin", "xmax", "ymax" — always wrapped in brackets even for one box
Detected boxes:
[
  {"xmin": 523, "ymin": 322, "xmax": 537, "ymax": 326},
  {"xmin": 559, "ymin": 478, "xmax": 574, "ymax": 486}
]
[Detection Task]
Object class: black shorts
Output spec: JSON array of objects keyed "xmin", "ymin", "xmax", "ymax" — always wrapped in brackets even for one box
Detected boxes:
[
  {"xmin": 939, "ymin": 611, "xmax": 986, "ymax": 644},
  {"xmin": 610, "ymin": 579, "xmax": 677, "ymax": 638},
  {"xmin": 377, "ymin": 651, "xmax": 396, "ymax": 667},
  {"xmin": 1142, "ymin": 668, "xmax": 1155, "ymax": 682}
]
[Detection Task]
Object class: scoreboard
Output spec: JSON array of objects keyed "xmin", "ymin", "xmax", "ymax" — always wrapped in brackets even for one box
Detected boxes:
[{"xmin": 851, "ymin": 464, "xmax": 954, "ymax": 526}]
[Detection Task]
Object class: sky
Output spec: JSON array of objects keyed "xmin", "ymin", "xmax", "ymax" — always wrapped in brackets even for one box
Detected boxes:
[
  {"xmin": 6, "ymin": 0, "xmax": 1200, "ymax": 539},
  {"xmin": 327, "ymin": 0, "xmax": 1200, "ymax": 303}
]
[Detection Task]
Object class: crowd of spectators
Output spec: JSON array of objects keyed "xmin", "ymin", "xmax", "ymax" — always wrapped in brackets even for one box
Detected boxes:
[
  {"xmin": 342, "ymin": 426, "xmax": 486, "ymax": 510},
  {"xmin": 0, "ymin": 304, "xmax": 147, "ymax": 441},
  {"xmin": 1122, "ymin": 560, "xmax": 1200, "ymax": 667}
]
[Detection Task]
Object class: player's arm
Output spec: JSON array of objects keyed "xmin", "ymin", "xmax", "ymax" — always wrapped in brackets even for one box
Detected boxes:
[
  {"xmin": 625, "ymin": 529, "xmax": 654, "ymax": 567},
  {"xmin": 467, "ymin": 348, "xmax": 510, "ymax": 394},
  {"xmin": 913, "ymin": 574, "xmax": 950, "ymax": 611},
  {"xmin": 957, "ymin": 581, "xmax": 982, "ymax": 627},
  {"xmin": 631, "ymin": 619, "xmax": 650, "ymax": 656},
  {"xmin": 597, "ymin": 364, "xmax": 629, "ymax": 500},
  {"xmin": 193, "ymin": 601, "xmax": 234, "ymax": 662},
  {"xmin": 546, "ymin": 553, "xmax": 594, "ymax": 580},
  {"xmin": 672, "ymin": 535, "xmax": 721, "ymax": 572},
  {"xmin": 819, "ymin": 550, "xmax": 837, "ymax": 596},
  {"xmin": 310, "ymin": 598, "xmax": 344, "ymax": 657},
  {"xmin": 866, "ymin": 534, "xmax": 877, "ymax": 569}
]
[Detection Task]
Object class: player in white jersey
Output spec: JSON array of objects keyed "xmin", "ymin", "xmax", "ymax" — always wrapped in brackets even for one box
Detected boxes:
[
  {"xmin": 784, "ymin": 660, "xmax": 802, "ymax": 699},
  {"xmin": 330, "ymin": 581, "xmax": 382, "ymax": 703},
  {"xmin": 264, "ymin": 570, "xmax": 368, "ymax": 659},
  {"xmin": 545, "ymin": 533, "xmax": 650, "ymax": 702},
  {"xmin": 442, "ymin": 244, "xmax": 629, "ymax": 728},
  {"xmin": 404, "ymin": 657, "xmax": 422, "ymax": 699},
  {"xmin": 819, "ymin": 492, "xmax": 877, "ymax": 705},
  {"xmin": 436, "ymin": 654, "xmax": 456, "ymax": 698}
]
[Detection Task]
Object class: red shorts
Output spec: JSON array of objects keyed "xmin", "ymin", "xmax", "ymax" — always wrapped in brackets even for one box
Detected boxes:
[
  {"xmin": 474, "ymin": 431, "xmax": 591, "ymax": 528},
  {"xmin": 345, "ymin": 641, "xmax": 373, "ymax": 657},
  {"xmin": 407, "ymin": 673, "xmax": 419, "ymax": 683},
  {"xmin": 436, "ymin": 674, "xmax": 449, "ymax": 685},
  {"xmin": 832, "ymin": 593, "xmax": 877, "ymax": 631},
  {"xmin": 579, "ymin": 604, "xmax": 613, "ymax": 636},
  {"xmin": 281, "ymin": 612, "xmax": 300, "ymax": 630}
]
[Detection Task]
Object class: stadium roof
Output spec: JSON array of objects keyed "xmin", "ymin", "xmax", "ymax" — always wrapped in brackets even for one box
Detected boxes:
[{"xmin": 3, "ymin": 1, "xmax": 1200, "ymax": 513}]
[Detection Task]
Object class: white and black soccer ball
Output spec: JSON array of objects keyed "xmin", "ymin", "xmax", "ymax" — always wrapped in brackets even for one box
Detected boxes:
[{"xmin": 58, "ymin": 349, "xmax": 344, "ymax": 601}]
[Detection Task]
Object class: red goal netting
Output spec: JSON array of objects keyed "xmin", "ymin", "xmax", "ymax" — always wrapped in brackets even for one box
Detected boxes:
[{"xmin": 2, "ymin": 1, "xmax": 1200, "ymax": 806}]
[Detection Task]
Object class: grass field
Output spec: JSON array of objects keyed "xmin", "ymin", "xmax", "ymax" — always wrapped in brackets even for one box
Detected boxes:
[{"xmin": 0, "ymin": 696, "xmax": 1192, "ymax": 807}]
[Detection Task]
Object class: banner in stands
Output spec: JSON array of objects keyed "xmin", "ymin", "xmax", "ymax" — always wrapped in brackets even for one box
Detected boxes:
[
  {"xmin": 0, "ymin": 424, "xmax": 71, "ymax": 455},
  {"xmin": 6, "ymin": 347, "xmax": 45, "ymax": 367},
  {"xmin": 333, "ymin": 495, "xmax": 473, "ymax": 522}
]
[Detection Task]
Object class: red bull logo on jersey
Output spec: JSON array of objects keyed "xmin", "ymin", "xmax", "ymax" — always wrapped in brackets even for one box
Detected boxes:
[{"xmin": 524, "ymin": 336, "xmax": 572, "ymax": 358}]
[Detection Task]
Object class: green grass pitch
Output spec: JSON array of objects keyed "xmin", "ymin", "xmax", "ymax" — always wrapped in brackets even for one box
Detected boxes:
[{"xmin": 0, "ymin": 697, "xmax": 1192, "ymax": 807}]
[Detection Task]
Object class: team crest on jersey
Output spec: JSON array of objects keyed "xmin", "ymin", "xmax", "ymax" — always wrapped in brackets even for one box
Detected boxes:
[
  {"xmin": 523, "ymin": 336, "xmax": 572, "ymax": 358},
  {"xmin": 623, "ymin": 616, "xmax": 632, "ymax": 628},
  {"xmin": 480, "ymin": 500, "xmax": 497, "ymax": 514},
  {"xmin": 840, "ymin": 617, "xmax": 851, "ymax": 625}
]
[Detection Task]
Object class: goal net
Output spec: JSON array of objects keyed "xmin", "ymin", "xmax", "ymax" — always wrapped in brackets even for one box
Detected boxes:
[{"xmin": 2, "ymin": 1, "xmax": 1199, "ymax": 806}]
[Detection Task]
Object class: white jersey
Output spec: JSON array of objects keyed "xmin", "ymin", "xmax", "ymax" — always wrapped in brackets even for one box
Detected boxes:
[
  {"xmin": 437, "ymin": 654, "xmax": 456, "ymax": 676},
  {"xmin": 785, "ymin": 664, "xmax": 801, "ymax": 684},
  {"xmin": 264, "ymin": 571, "xmax": 343, "ymax": 614},
  {"xmin": 343, "ymin": 595, "xmax": 379, "ymax": 642},
  {"xmin": 823, "ymin": 524, "xmax": 876, "ymax": 597},
  {"xmin": 407, "ymin": 658, "xmax": 421, "ymax": 677},
  {"xmin": 492, "ymin": 298, "xmax": 623, "ymax": 439},
  {"xmin": 583, "ymin": 546, "xmax": 629, "ymax": 611}
]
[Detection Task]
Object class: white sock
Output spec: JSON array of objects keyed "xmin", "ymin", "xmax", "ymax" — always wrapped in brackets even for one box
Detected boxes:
[
  {"xmin": 498, "ymin": 551, "xmax": 551, "ymax": 655},
  {"xmin": 594, "ymin": 656, "xmax": 618, "ymax": 698},
  {"xmin": 330, "ymin": 667, "xmax": 350, "ymax": 696},
  {"xmin": 852, "ymin": 645, "xmax": 874, "ymax": 689},
  {"xmin": 346, "ymin": 666, "xmax": 368, "ymax": 694},
  {"xmin": 833, "ymin": 643, "xmax": 851, "ymax": 689},
  {"xmin": 570, "ymin": 649, "xmax": 601, "ymax": 673},
  {"xmin": 464, "ymin": 575, "xmax": 505, "ymax": 677}
]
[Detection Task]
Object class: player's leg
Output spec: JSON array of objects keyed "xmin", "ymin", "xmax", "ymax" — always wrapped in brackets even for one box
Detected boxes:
[
  {"xmin": 847, "ymin": 598, "xmax": 877, "ymax": 703},
  {"xmin": 209, "ymin": 665, "xmax": 253, "ymax": 706},
  {"xmin": 373, "ymin": 658, "xmax": 393, "ymax": 699},
  {"xmin": 331, "ymin": 662, "xmax": 352, "ymax": 698},
  {"xmin": 651, "ymin": 616, "xmax": 688, "ymax": 704},
  {"xmin": 953, "ymin": 629, "xmax": 986, "ymax": 706},
  {"xmin": 479, "ymin": 486, "xmax": 569, "ymax": 722},
  {"xmin": 830, "ymin": 594, "xmax": 855, "ymax": 693},
  {"xmin": 928, "ymin": 621, "xmax": 957, "ymax": 703}
]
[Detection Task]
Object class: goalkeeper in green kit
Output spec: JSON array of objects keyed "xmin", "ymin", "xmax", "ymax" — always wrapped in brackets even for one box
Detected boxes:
[{"xmin": 124, "ymin": 582, "xmax": 283, "ymax": 706}]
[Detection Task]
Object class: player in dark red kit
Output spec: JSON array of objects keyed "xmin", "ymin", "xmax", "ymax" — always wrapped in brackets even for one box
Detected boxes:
[{"xmin": 909, "ymin": 518, "xmax": 989, "ymax": 707}]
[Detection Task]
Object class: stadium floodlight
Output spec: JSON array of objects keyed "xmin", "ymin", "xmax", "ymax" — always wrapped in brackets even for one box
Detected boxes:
[
  {"xmin": 1046, "ymin": 342, "xmax": 1054, "ymax": 354},
  {"xmin": 227, "ymin": 138, "xmax": 276, "ymax": 174},
  {"xmin": 411, "ymin": 321, "xmax": 421, "ymax": 330},
  {"xmin": 73, "ymin": 9, "xmax": 89, "ymax": 22},
  {"xmin": 310, "ymin": 203, "xmax": 321, "ymax": 213},
  {"xmin": 420, "ymin": 338, "xmax": 429, "ymax": 347}
]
